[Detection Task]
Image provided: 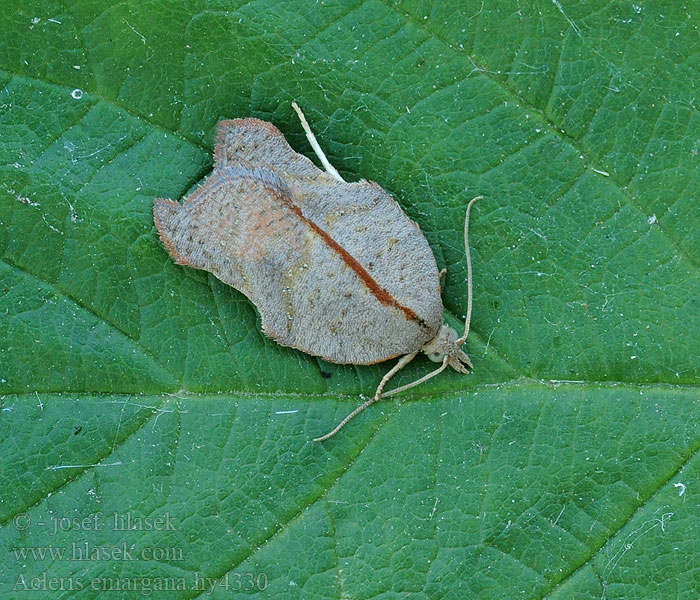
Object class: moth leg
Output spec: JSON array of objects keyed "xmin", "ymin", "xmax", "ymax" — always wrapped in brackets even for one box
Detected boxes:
[
  {"xmin": 313, "ymin": 351, "xmax": 418, "ymax": 442},
  {"xmin": 291, "ymin": 101, "xmax": 345, "ymax": 183},
  {"xmin": 438, "ymin": 267, "xmax": 447, "ymax": 292}
]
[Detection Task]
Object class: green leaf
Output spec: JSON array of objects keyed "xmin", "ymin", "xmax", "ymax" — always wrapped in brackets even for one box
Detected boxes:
[{"xmin": 1, "ymin": 0, "xmax": 699, "ymax": 598}]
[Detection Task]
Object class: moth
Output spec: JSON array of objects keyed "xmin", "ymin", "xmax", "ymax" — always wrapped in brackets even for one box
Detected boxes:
[{"xmin": 154, "ymin": 103, "xmax": 479, "ymax": 441}]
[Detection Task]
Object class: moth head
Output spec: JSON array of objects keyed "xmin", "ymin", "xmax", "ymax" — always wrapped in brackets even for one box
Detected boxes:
[{"xmin": 423, "ymin": 324, "xmax": 472, "ymax": 374}]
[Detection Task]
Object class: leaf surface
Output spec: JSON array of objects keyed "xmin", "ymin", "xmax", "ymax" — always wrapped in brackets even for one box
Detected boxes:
[{"xmin": 1, "ymin": 1, "xmax": 699, "ymax": 598}]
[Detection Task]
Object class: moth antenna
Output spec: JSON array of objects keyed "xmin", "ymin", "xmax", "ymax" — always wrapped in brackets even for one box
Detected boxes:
[
  {"xmin": 313, "ymin": 351, "xmax": 418, "ymax": 442},
  {"xmin": 457, "ymin": 196, "xmax": 482, "ymax": 346},
  {"xmin": 291, "ymin": 101, "xmax": 345, "ymax": 183}
]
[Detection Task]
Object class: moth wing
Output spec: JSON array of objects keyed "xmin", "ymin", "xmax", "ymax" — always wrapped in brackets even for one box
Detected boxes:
[
  {"xmin": 215, "ymin": 118, "xmax": 324, "ymax": 177},
  {"xmin": 153, "ymin": 166, "xmax": 439, "ymax": 364},
  {"xmin": 153, "ymin": 168, "xmax": 308, "ymax": 297},
  {"xmin": 269, "ymin": 232, "xmax": 438, "ymax": 364},
  {"xmin": 215, "ymin": 117, "xmax": 443, "ymax": 329},
  {"xmin": 287, "ymin": 176, "xmax": 445, "ymax": 340}
]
